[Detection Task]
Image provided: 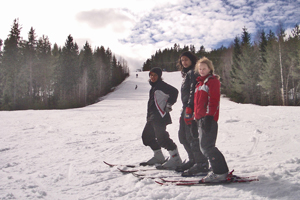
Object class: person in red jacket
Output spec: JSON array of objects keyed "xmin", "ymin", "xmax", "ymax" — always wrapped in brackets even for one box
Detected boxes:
[{"xmin": 194, "ymin": 57, "xmax": 229, "ymax": 182}]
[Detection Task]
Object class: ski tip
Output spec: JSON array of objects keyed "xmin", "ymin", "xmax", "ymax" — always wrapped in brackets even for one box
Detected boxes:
[
  {"xmin": 117, "ymin": 167, "xmax": 138, "ymax": 173},
  {"xmin": 103, "ymin": 161, "xmax": 114, "ymax": 167},
  {"xmin": 155, "ymin": 181, "xmax": 165, "ymax": 185}
]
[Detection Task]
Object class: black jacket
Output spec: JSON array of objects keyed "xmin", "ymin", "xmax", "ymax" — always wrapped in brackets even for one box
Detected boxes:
[
  {"xmin": 147, "ymin": 79, "xmax": 178, "ymax": 125},
  {"xmin": 181, "ymin": 69, "xmax": 198, "ymax": 110}
]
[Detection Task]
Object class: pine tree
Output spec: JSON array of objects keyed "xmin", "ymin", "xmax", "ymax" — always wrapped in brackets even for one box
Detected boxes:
[
  {"xmin": 111, "ymin": 55, "xmax": 118, "ymax": 87},
  {"xmin": 1, "ymin": 19, "xmax": 22, "ymax": 109},
  {"xmin": 259, "ymin": 30, "xmax": 268, "ymax": 64},
  {"xmin": 229, "ymin": 27, "xmax": 262, "ymax": 104},
  {"xmin": 285, "ymin": 24, "xmax": 300, "ymax": 105},
  {"xmin": 79, "ymin": 41, "xmax": 96, "ymax": 105},
  {"xmin": 259, "ymin": 30, "xmax": 282, "ymax": 105},
  {"xmin": 229, "ymin": 35, "xmax": 243, "ymax": 102},
  {"xmin": 142, "ymin": 59, "xmax": 151, "ymax": 71},
  {"xmin": 94, "ymin": 46, "xmax": 110, "ymax": 96},
  {"xmin": 55, "ymin": 35, "xmax": 79, "ymax": 108},
  {"xmin": 35, "ymin": 35, "xmax": 52, "ymax": 108},
  {"xmin": 254, "ymin": 29, "xmax": 268, "ymax": 105},
  {"xmin": 24, "ymin": 27, "xmax": 37, "ymax": 105}
]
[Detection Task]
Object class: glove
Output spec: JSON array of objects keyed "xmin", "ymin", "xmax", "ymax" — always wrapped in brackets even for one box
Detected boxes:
[
  {"xmin": 202, "ymin": 115, "xmax": 214, "ymax": 133},
  {"xmin": 165, "ymin": 103, "xmax": 172, "ymax": 112},
  {"xmin": 191, "ymin": 120, "xmax": 199, "ymax": 138},
  {"xmin": 184, "ymin": 107, "xmax": 193, "ymax": 125}
]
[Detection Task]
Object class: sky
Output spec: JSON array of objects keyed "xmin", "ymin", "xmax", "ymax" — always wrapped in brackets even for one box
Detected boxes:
[{"xmin": 0, "ymin": 0, "xmax": 299, "ymax": 71}]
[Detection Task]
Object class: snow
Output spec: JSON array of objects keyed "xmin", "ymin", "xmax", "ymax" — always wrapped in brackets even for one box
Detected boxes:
[{"xmin": 1, "ymin": 71, "xmax": 300, "ymax": 200}]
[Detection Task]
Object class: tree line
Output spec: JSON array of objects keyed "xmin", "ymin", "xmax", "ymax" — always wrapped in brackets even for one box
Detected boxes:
[
  {"xmin": 0, "ymin": 19, "xmax": 129, "ymax": 110},
  {"xmin": 142, "ymin": 24, "xmax": 300, "ymax": 106}
]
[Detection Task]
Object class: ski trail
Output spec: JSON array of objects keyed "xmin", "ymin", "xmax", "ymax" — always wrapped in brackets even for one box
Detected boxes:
[{"xmin": 247, "ymin": 129, "xmax": 261, "ymax": 155}]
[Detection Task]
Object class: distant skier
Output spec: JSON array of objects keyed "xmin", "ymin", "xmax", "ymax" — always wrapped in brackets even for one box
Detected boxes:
[
  {"xmin": 135, "ymin": 85, "xmax": 138, "ymax": 90},
  {"xmin": 193, "ymin": 57, "xmax": 229, "ymax": 182},
  {"xmin": 136, "ymin": 74, "xmax": 138, "ymax": 78},
  {"xmin": 175, "ymin": 51, "xmax": 209, "ymax": 176},
  {"xmin": 140, "ymin": 67, "xmax": 182, "ymax": 169}
]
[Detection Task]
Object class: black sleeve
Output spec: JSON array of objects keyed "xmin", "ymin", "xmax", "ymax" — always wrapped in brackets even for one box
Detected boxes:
[
  {"xmin": 161, "ymin": 81, "xmax": 178, "ymax": 105},
  {"xmin": 187, "ymin": 71, "xmax": 197, "ymax": 110}
]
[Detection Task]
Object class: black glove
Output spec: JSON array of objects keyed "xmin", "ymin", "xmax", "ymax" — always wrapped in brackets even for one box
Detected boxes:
[
  {"xmin": 191, "ymin": 120, "xmax": 199, "ymax": 138},
  {"xmin": 203, "ymin": 115, "xmax": 214, "ymax": 133}
]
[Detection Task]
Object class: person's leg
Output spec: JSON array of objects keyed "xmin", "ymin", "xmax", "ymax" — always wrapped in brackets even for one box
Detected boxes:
[
  {"xmin": 152, "ymin": 120, "xmax": 182, "ymax": 169},
  {"xmin": 142, "ymin": 122, "xmax": 160, "ymax": 150},
  {"xmin": 178, "ymin": 110, "xmax": 194, "ymax": 162},
  {"xmin": 152, "ymin": 121, "xmax": 177, "ymax": 151},
  {"xmin": 140, "ymin": 122, "xmax": 165, "ymax": 165},
  {"xmin": 181, "ymin": 123, "xmax": 209, "ymax": 175},
  {"xmin": 199, "ymin": 120, "xmax": 228, "ymax": 174}
]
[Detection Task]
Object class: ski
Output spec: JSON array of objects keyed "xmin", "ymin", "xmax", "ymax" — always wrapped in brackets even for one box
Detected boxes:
[
  {"xmin": 104, "ymin": 157, "xmax": 168, "ymax": 169},
  {"xmin": 159, "ymin": 177, "xmax": 203, "ymax": 183},
  {"xmin": 117, "ymin": 167, "xmax": 159, "ymax": 173},
  {"xmin": 155, "ymin": 170, "xmax": 259, "ymax": 186},
  {"xmin": 132, "ymin": 171, "xmax": 207, "ymax": 179},
  {"xmin": 103, "ymin": 161, "xmax": 137, "ymax": 168},
  {"xmin": 156, "ymin": 176, "xmax": 258, "ymax": 186},
  {"xmin": 132, "ymin": 173, "xmax": 182, "ymax": 179},
  {"xmin": 104, "ymin": 161, "xmax": 170, "ymax": 174},
  {"xmin": 161, "ymin": 174, "xmax": 258, "ymax": 183}
]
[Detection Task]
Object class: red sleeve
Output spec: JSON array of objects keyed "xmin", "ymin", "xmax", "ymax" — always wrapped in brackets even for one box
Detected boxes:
[{"xmin": 207, "ymin": 78, "xmax": 220, "ymax": 116}]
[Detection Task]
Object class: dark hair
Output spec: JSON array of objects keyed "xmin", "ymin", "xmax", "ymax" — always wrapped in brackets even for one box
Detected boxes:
[{"xmin": 177, "ymin": 51, "xmax": 199, "ymax": 71}]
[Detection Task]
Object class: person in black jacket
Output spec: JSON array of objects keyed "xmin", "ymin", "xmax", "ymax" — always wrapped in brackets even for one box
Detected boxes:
[
  {"xmin": 140, "ymin": 67, "xmax": 182, "ymax": 170},
  {"xmin": 175, "ymin": 52, "xmax": 209, "ymax": 176}
]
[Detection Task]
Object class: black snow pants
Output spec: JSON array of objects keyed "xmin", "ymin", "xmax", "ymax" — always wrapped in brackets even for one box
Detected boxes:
[
  {"xmin": 178, "ymin": 108, "xmax": 207, "ymax": 164},
  {"xmin": 197, "ymin": 118, "xmax": 229, "ymax": 174},
  {"xmin": 142, "ymin": 120, "xmax": 177, "ymax": 151}
]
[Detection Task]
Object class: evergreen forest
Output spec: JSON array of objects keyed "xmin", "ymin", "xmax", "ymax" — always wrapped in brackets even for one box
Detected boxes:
[
  {"xmin": 0, "ymin": 19, "xmax": 129, "ymax": 110},
  {"xmin": 142, "ymin": 25, "xmax": 300, "ymax": 106},
  {"xmin": 1, "ymin": 19, "xmax": 299, "ymax": 110}
]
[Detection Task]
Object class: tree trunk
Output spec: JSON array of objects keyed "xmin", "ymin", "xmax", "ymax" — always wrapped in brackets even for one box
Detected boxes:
[{"xmin": 278, "ymin": 41, "xmax": 285, "ymax": 106}]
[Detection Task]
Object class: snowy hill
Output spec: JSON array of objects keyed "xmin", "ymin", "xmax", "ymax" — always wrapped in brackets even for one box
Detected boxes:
[{"xmin": 1, "ymin": 71, "xmax": 300, "ymax": 200}]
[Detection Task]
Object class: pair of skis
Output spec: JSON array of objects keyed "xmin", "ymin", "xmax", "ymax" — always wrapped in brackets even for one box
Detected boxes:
[{"xmin": 104, "ymin": 161, "xmax": 259, "ymax": 186}]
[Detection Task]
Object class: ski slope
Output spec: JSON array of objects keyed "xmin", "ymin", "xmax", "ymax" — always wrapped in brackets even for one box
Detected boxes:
[{"xmin": 1, "ymin": 71, "xmax": 300, "ymax": 200}]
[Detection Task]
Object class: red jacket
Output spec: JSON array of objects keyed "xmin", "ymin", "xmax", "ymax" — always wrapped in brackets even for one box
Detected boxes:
[{"xmin": 194, "ymin": 74, "xmax": 220, "ymax": 121}]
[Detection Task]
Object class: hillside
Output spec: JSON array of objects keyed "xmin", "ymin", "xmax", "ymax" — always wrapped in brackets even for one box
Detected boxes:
[{"xmin": 1, "ymin": 71, "xmax": 300, "ymax": 200}]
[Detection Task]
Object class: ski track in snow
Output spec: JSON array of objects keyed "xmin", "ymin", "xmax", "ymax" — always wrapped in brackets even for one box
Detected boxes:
[{"xmin": 1, "ymin": 71, "xmax": 300, "ymax": 200}]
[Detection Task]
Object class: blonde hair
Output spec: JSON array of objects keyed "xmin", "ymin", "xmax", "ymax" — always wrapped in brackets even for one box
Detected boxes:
[{"xmin": 195, "ymin": 56, "xmax": 214, "ymax": 75}]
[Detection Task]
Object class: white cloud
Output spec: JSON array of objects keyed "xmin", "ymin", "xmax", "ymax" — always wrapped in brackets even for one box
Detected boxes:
[
  {"xmin": 0, "ymin": 0, "xmax": 299, "ymax": 71},
  {"xmin": 76, "ymin": 9, "xmax": 136, "ymax": 32}
]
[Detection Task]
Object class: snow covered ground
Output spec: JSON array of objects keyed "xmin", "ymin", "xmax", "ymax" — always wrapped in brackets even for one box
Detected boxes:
[{"xmin": 1, "ymin": 71, "xmax": 300, "ymax": 200}]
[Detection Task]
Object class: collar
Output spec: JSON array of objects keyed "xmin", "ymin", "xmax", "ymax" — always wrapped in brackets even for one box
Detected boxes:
[{"xmin": 196, "ymin": 74, "xmax": 212, "ymax": 82}]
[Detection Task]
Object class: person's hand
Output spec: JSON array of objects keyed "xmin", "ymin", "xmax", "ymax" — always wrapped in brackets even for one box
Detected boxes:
[
  {"xmin": 184, "ymin": 107, "xmax": 193, "ymax": 125},
  {"xmin": 165, "ymin": 103, "xmax": 172, "ymax": 112}
]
